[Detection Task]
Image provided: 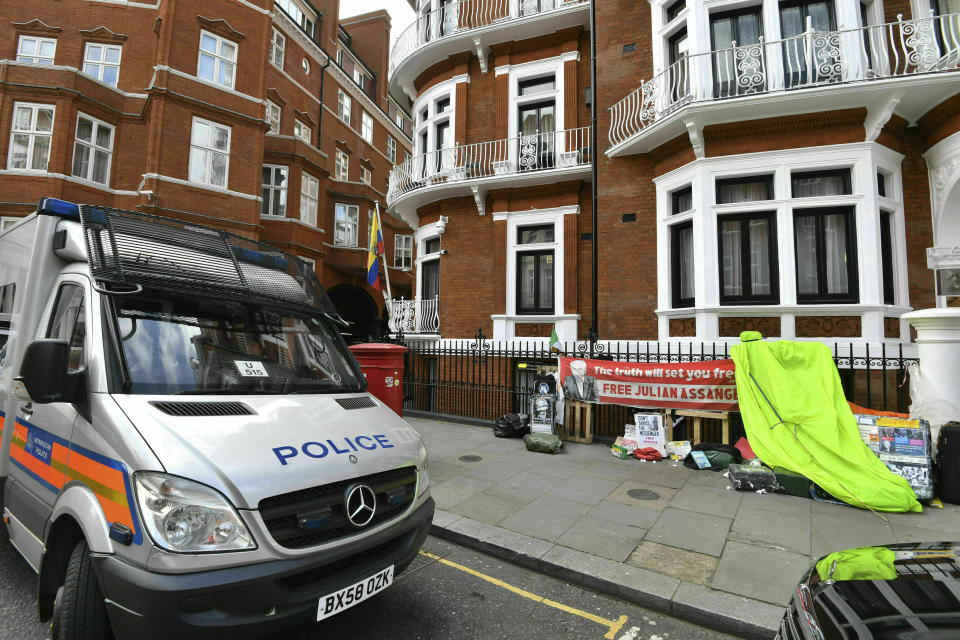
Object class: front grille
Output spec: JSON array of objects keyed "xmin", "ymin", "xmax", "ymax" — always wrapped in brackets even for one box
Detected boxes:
[
  {"xmin": 259, "ymin": 467, "xmax": 418, "ymax": 549},
  {"xmin": 276, "ymin": 533, "xmax": 407, "ymax": 592},
  {"xmin": 336, "ymin": 396, "xmax": 376, "ymax": 410},
  {"xmin": 149, "ymin": 401, "xmax": 254, "ymax": 416}
]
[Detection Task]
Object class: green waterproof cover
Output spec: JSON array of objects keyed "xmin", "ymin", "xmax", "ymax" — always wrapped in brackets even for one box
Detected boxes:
[
  {"xmin": 815, "ymin": 546, "xmax": 897, "ymax": 582},
  {"xmin": 731, "ymin": 332, "xmax": 921, "ymax": 513}
]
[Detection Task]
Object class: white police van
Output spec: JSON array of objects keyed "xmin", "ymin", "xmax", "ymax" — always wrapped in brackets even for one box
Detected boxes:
[{"xmin": 0, "ymin": 199, "xmax": 433, "ymax": 639}]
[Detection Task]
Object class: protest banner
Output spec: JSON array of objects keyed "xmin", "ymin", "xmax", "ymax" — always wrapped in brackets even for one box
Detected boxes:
[{"xmin": 557, "ymin": 357, "xmax": 738, "ymax": 410}]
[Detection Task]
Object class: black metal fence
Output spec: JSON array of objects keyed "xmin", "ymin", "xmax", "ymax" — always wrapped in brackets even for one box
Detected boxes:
[{"xmin": 398, "ymin": 331, "xmax": 918, "ymax": 440}]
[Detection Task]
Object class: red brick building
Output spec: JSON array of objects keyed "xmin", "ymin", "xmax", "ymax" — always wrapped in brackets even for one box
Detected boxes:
[
  {"xmin": 388, "ymin": 0, "xmax": 960, "ymax": 348},
  {"xmin": 0, "ymin": 0, "xmax": 414, "ymax": 342}
]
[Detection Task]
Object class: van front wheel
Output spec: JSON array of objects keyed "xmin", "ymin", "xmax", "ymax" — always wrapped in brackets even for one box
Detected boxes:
[{"xmin": 50, "ymin": 540, "xmax": 113, "ymax": 640}]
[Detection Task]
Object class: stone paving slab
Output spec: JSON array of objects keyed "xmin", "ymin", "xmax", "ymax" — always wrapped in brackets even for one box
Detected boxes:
[
  {"xmin": 411, "ymin": 417, "xmax": 960, "ymax": 640},
  {"xmin": 645, "ymin": 508, "xmax": 733, "ymax": 557},
  {"xmin": 711, "ymin": 541, "xmax": 812, "ymax": 605},
  {"xmin": 555, "ymin": 516, "xmax": 646, "ymax": 562},
  {"xmin": 499, "ymin": 495, "xmax": 592, "ymax": 542}
]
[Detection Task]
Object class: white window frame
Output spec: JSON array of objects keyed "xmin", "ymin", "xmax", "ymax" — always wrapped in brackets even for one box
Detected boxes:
[
  {"xmin": 395, "ymin": 234, "xmax": 413, "ymax": 269},
  {"xmin": 504, "ymin": 211, "xmax": 565, "ymax": 317},
  {"xmin": 7, "ymin": 102, "xmax": 55, "ymax": 172},
  {"xmin": 387, "ymin": 136, "xmax": 397, "ymax": 164},
  {"xmin": 197, "ymin": 30, "xmax": 237, "ymax": 89},
  {"xmin": 188, "ymin": 116, "xmax": 231, "ymax": 188},
  {"xmin": 507, "ymin": 57, "xmax": 567, "ymax": 157},
  {"xmin": 294, "ymin": 119, "xmax": 311, "ymax": 144},
  {"xmin": 300, "ymin": 172, "xmax": 319, "ymax": 226},
  {"xmin": 361, "ymin": 111, "xmax": 374, "ymax": 143},
  {"xmin": 270, "ymin": 28, "xmax": 285, "ymax": 69},
  {"xmin": 652, "ymin": 142, "xmax": 907, "ymax": 342},
  {"xmin": 261, "ymin": 164, "xmax": 288, "ymax": 217},
  {"xmin": 335, "ymin": 149, "xmax": 349, "ymax": 181},
  {"xmin": 353, "ymin": 67, "xmax": 365, "ymax": 89},
  {"xmin": 360, "ymin": 166, "xmax": 371, "ymax": 185},
  {"xmin": 276, "ymin": 0, "xmax": 316, "ymax": 38},
  {"xmin": 411, "ymin": 79, "xmax": 459, "ymax": 175},
  {"xmin": 266, "ymin": 100, "xmax": 281, "ymax": 134},
  {"xmin": 82, "ymin": 42, "xmax": 122, "ymax": 87},
  {"xmin": 72, "ymin": 113, "xmax": 114, "ymax": 186},
  {"xmin": 334, "ymin": 203, "xmax": 360, "ymax": 247},
  {"xmin": 298, "ymin": 255, "xmax": 316, "ymax": 274},
  {"xmin": 338, "ymin": 89, "xmax": 352, "ymax": 125},
  {"xmin": 16, "ymin": 36, "xmax": 56, "ymax": 65}
]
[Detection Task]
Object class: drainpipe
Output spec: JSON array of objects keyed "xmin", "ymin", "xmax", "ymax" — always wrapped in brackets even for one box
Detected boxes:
[
  {"xmin": 589, "ymin": 0, "xmax": 599, "ymax": 356},
  {"xmin": 317, "ymin": 45, "xmax": 332, "ymax": 145}
]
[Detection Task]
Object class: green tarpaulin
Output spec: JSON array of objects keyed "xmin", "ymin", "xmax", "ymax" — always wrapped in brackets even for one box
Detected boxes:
[{"xmin": 731, "ymin": 332, "xmax": 921, "ymax": 514}]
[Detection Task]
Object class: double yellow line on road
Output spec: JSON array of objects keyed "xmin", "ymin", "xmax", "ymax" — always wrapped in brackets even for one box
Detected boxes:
[{"xmin": 419, "ymin": 550, "xmax": 628, "ymax": 639}]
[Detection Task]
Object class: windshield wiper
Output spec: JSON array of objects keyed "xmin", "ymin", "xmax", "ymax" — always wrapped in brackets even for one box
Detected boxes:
[
  {"xmin": 286, "ymin": 384, "xmax": 361, "ymax": 395},
  {"xmin": 174, "ymin": 388, "xmax": 284, "ymax": 395}
]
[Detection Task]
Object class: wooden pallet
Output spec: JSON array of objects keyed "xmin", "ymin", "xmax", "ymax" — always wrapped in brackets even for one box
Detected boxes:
[
  {"xmin": 672, "ymin": 409, "xmax": 731, "ymax": 445},
  {"xmin": 561, "ymin": 400, "xmax": 594, "ymax": 444}
]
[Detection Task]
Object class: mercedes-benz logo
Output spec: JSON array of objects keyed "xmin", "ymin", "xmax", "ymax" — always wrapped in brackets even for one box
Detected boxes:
[{"xmin": 344, "ymin": 484, "xmax": 376, "ymax": 528}]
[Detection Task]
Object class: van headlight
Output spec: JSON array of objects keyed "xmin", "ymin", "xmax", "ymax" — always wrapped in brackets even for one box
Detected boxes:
[
  {"xmin": 418, "ymin": 441, "xmax": 430, "ymax": 497},
  {"xmin": 134, "ymin": 472, "xmax": 255, "ymax": 552}
]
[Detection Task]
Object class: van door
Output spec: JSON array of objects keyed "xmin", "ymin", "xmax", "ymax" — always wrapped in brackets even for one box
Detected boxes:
[{"xmin": 8, "ymin": 280, "xmax": 87, "ymax": 540}]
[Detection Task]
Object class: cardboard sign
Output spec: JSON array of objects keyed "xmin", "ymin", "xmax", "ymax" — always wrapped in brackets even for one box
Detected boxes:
[
  {"xmin": 633, "ymin": 413, "xmax": 667, "ymax": 455},
  {"xmin": 557, "ymin": 357, "xmax": 737, "ymax": 410}
]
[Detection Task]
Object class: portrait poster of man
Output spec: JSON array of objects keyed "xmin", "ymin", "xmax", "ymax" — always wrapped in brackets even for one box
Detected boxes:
[{"xmin": 562, "ymin": 359, "xmax": 598, "ymax": 401}]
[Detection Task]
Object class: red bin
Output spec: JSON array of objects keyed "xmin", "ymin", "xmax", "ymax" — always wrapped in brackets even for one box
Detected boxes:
[{"xmin": 349, "ymin": 343, "xmax": 408, "ymax": 416}]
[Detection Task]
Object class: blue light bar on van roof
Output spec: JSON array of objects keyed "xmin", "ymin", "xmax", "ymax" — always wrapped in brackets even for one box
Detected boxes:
[{"xmin": 38, "ymin": 198, "xmax": 81, "ymax": 220}]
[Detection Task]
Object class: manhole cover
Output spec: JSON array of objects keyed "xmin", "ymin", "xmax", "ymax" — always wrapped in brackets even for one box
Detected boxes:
[
  {"xmin": 627, "ymin": 489, "xmax": 660, "ymax": 501},
  {"xmin": 459, "ymin": 455, "xmax": 482, "ymax": 463}
]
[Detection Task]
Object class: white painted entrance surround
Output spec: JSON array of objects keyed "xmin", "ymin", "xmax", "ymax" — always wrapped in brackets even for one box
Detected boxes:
[{"xmin": 924, "ymin": 130, "xmax": 960, "ymax": 306}]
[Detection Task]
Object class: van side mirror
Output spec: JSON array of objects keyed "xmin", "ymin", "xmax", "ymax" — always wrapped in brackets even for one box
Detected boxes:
[{"xmin": 16, "ymin": 340, "xmax": 70, "ymax": 404}]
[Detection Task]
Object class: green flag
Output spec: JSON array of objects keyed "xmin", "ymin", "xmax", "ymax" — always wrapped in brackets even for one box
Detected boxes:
[{"xmin": 549, "ymin": 324, "xmax": 562, "ymax": 351}]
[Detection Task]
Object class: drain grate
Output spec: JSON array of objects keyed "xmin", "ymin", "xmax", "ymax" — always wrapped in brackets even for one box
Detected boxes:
[
  {"xmin": 459, "ymin": 455, "xmax": 482, "ymax": 463},
  {"xmin": 627, "ymin": 489, "xmax": 661, "ymax": 501}
]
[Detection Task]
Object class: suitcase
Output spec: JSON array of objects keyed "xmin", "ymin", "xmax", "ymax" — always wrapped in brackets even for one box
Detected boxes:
[
  {"xmin": 938, "ymin": 423, "xmax": 960, "ymax": 504},
  {"xmin": 727, "ymin": 463, "xmax": 777, "ymax": 492}
]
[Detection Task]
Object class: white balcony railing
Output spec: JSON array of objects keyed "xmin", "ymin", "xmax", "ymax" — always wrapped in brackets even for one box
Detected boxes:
[
  {"xmin": 609, "ymin": 12, "xmax": 960, "ymax": 148},
  {"xmin": 390, "ymin": 0, "xmax": 589, "ymax": 78},
  {"xmin": 388, "ymin": 126, "xmax": 591, "ymax": 204},
  {"xmin": 388, "ymin": 297, "xmax": 440, "ymax": 334}
]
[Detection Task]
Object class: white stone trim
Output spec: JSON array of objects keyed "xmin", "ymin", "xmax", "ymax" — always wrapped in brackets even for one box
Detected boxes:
[
  {"xmin": 153, "ymin": 65, "xmax": 263, "ymax": 104},
  {"xmin": 142, "ymin": 172, "xmax": 260, "ymax": 201},
  {"xmin": 0, "ymin": 170, "xmax": 140, "ymax": 195}
]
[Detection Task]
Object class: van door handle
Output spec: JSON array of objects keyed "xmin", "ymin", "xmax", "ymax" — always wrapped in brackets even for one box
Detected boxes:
[{"xmin": 20, "ymin": 403, "xmax": 33, "ymax": 420}]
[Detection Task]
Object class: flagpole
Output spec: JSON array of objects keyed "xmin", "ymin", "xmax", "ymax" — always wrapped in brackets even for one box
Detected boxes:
[{"xmin": 375, "ymin": 201, "xmax": 393, "ymax": 317}]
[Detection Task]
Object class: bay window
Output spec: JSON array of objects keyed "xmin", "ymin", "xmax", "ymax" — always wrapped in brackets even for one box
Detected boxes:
[
  {"xmin": 300, "ymin": 173, "xmax": 319, "ymax": 226},
  {"xmin": 261, "ymin": 165, "xmax": 288, "ymax": 217},
  {"xmin": 671, "ymin": 222, "xmax": 694, "ymax": 308},
  {"xmin": 72, "ymin": 114, "xmax": 114, "ymax": 185},
  {"xmin": 188, "ymin": 117, "xmax": 230, "ymax": 188},
  {"xmin": 8, "ymin": 103, "xmax": 55, "ymax": 172}
]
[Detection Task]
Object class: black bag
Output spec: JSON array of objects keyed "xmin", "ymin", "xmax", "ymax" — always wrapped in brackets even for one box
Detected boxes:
[
  {"xmin": 938, "ymin": 423, "xmax": 960, "ymax": 504},
  {"xmin": 494, "ymin": 414, "xmax": 530, "ymax": 438},
  {"xmin": 683, "ymin": 443, "xmax": 743, "ymax": 471}
]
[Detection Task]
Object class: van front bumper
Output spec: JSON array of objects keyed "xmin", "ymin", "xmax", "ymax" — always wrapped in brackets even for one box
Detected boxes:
[{"xmin": 94, "ymin": 498, "xmax": 434, "ymax": 640}]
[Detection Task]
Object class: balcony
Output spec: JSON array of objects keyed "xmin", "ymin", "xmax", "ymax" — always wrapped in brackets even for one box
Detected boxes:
[
  {"xmin": 389, "ymin": 0, "xmax": 589, "ymax": 100},
  {"xmin": 388, "ymin": 297, "xmax": 440, "ymax": 335},
  {"xmin": 608, "ymin": 12, "xmax": 960, "ymax": 157},
  {"xmin": 387, "ymin": 126, "xmax": 591, "ymax": 223}
]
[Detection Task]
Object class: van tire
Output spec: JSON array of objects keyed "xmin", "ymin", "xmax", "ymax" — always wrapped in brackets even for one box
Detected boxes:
[{"xmin": 50, "ymin": 540, "xmax": 113, "ymax": 640}]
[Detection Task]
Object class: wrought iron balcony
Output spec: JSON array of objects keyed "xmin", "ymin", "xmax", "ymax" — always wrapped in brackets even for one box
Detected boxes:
[
  {"xmin": 388, "ymin": 297, "xmax": 440, "ymax": 335},
  {"xmin": 389, "ymin": 0, "xmax": 589, "ymax": 95},
  {"xmin": 608, "ymin": 12, "xmax": 960, "ymax": 154},
  {"xmin": 387, "ymin": 126, "xmax": 591, "ymax": 211}
]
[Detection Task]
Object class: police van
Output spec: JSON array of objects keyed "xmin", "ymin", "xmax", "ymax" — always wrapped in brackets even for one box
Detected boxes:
[{"xmin": 0, "ymin": 200, "xmax": 434, "ymax": 639}]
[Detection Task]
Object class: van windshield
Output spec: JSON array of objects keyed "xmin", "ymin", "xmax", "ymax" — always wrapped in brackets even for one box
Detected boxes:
[{"xmin": 112, "ymin": 296, "xmax": 364, "ymax": 395}]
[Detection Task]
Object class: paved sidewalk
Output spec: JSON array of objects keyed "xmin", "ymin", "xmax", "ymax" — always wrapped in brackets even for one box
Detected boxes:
[{"xmin": 408, "ymin": 416, "xmax": 960, "ymax": 639}]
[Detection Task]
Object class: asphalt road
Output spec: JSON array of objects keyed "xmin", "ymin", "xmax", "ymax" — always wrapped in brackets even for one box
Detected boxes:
[{"xmin": 0, "ymin": 535, "xmax": 738, "ymax": 640}]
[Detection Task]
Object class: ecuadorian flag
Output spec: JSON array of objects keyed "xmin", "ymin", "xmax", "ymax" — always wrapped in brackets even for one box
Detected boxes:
[{"xmin": 366, "ymin": 208, "xmax": 385, "ymax": 291}]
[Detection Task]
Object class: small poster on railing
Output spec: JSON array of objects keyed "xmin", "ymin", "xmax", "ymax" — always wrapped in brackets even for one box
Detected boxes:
[{"xmin": 557, "ymin": 357, "xmax": 738, "ymax": 410}]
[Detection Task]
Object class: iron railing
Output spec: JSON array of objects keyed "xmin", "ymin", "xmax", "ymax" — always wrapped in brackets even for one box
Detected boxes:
[
  {"xmin": 609, "ymin": 11, "xmax": 960, "ymax": 148},
  {"xmin": 390, "ymin": 0, "xmax": 589, "ymax": 78},
  {"xmin": 388, "ymin": 297, "xmax": 440, "ymax": 334},
  {"xmin": 387, "ymin": 126, "xmax": 591, "ymax": 204},
  {"xmin": 400, "ymin": 335, "xmax": 917, "ymax": 439}
]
